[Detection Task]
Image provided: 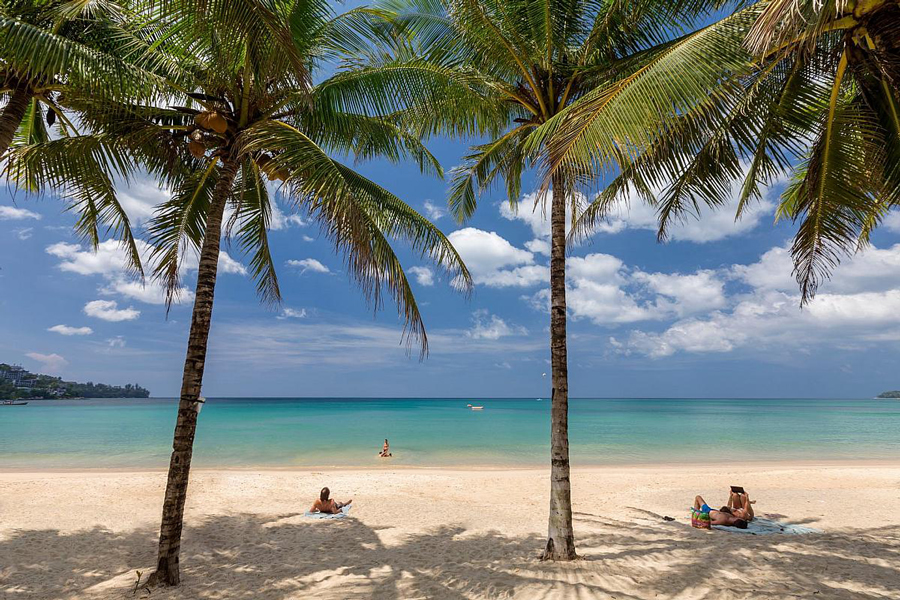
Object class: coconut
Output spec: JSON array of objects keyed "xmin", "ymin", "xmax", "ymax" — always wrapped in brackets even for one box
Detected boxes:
[
  {"xmin": 194, "ymin": 112, "xmax": 211, "ymax": 129},
  {"xmin": 208, "ymin": 112, "xmax": 228, "ymax": 134},
  {"xmin": 188, "ymin": 140, "xmax": 206, "ymax": 159}
]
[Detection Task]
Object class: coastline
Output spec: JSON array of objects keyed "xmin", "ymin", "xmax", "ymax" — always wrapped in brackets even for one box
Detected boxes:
[
  {"xmin": 3, "ymin": 463, "xmax": 899, "ymax": 598},
  {"xmin": 3, "ymin": 456, "xmax": 899, "ymax": 473}
]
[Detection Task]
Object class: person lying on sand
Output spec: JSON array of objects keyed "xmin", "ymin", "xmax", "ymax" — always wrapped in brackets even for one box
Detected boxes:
[
  {"xmin": 727, "ymin": 490, "xmax": 755, "ymax": 522},
  {"xmin": 310, "ymin": 487, "xmax": 351, "ymax": 514},
  {"xmin": 379, "ymin": 438, "xmax": 392, "ymax": 458},
  {"xmin": 692, "ymin": 495, "xmax": 748, "ymax": 529}
]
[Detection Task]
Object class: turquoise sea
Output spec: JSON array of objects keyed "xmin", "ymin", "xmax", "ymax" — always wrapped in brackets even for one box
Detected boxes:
[{"xmin": 1, "ymin": 397, "xmax": 898, "ymax": 469}]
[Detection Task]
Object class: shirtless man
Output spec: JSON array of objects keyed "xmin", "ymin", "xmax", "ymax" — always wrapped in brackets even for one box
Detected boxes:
[
  {"xmin": 693, "ymin": 495, "xmax": 748, "ymax": 528},
  {"xmin": 727, "ymin": 490, "xmax": 755, "ymax": 522},
  {"xmin": 310, "ymin": 487, "xmax": 351, "ymax": 514}
]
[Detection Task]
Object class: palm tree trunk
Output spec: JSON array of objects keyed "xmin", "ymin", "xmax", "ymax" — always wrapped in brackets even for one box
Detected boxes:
[
  {"xmin": 149, "ymin": 155, "xmax": 239, "ymax": 587},
  {"xmin": 541, "ymin": 173, "xmax": 577, "ymax": 561},
  {"xmin": 0, "ymin": 83, "xmax": 33, "ymax": 158}
]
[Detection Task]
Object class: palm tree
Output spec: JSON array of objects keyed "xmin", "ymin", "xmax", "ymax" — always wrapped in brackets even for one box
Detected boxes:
[
  {"xmin": 371, "ymin": 0, "xmax": 756, "ymax": 560},
  {"xmin": 0, "ymin": 0, "xmax": 165, "ymax": 157},
  {"xmin": 560, "ymin": 0, "xmax": 900, "ymax": 302},
  {"xmin": 9, "ymin": 0, "xmax": 470, "ymax": 586}
]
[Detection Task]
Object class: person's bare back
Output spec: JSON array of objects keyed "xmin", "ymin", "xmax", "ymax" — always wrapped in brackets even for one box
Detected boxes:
[{"xmin": 311, "ymin": 487, "xmax": 351, "ymax": 514}]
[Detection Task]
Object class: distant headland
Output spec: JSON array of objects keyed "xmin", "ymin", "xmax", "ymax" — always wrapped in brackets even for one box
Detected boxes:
[
  {"xmin": 876, "ymin": 391, "xmax": 900, "ymax": 399},
  {"xmin": 1, "ymin": 363, "xmax": 150, "ymax": 400}
]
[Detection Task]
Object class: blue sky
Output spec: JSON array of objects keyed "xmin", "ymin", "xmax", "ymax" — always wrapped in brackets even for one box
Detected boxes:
[{"xmin": 4, "ymin": 128, "xmax": 900, "ymax": 399}]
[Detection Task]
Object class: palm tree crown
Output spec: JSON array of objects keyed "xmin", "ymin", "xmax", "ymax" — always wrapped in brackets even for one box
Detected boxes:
[{"xmin": 558, "ymin": 0, "xmax": 900, "ymax": 302}]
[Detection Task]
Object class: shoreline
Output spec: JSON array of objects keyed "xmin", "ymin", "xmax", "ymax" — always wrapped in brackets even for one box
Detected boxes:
[{"xmin": 3, "ymin": 456, "xmax": 899, "ymax": 474}]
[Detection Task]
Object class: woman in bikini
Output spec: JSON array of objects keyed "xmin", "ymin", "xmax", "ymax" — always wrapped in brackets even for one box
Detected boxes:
[
  {"xmin": 727, "ymin": 490, "xmax": 755, "ymax": 522},
  {"xmin": 379, "ymin": 439, "xmax": 392, "ymax": 458}
]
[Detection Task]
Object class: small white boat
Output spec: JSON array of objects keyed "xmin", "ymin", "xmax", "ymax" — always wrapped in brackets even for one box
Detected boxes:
[
  {"xmin": 1, "ymin": 400, "xmax": 28, "ymax": 406},
  {"xmin": 470, "ymin": 405, "xmax": 484, "ymax": 411}
]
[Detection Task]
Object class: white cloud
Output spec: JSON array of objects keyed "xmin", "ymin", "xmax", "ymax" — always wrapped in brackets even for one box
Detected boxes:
[
  {"xmin": 26, "ymin": 352, "xmax": 68, "ymax": 373},
  {"xmin": 46, "ymin": 240, "xmax": 245, "ymax": 306},
  {"xmin": 613, "ymin": 243, "xmax": 900, "ymax": 358},
  {"xmin": 301, "ymin": 235, "xmax": 314, "ymax": 242},
  {"xmin": 217, "ymin": 251, "xmax": 248, "ymax": 275},
  {"xmin": 423, "ymin": 200, "xmax": 446, "ymax": 221},
  {"xmin": 84, "ymin": 299, "xmax": 140, "ymax": 322},
  {"xmin": 501, "ymin": 168, "xmax": 782, "ymax": 248},
  {"xmin": 633, "ymin": 269, "xmax": 727, "ymax": 316},
  {"xmin": 287, "ymin": 258, "xmax": 330, "ymax": 274},
  {"xmin": 734, "ymin": 243, "xmax": 900, "ymax": 295},
  {"xmin": 107, "ymin": 336, "xmax": 127, "ymax": 348},
  {"xmin": 269, "ymin": 202, "xmax": 306, "ymax": 230},
  {"xmin": 466, "ymin": 309, "xmax": 527, "ymax": 340},
  {"xmin": 447, "ymin": 228, "xmax": 545, "ymax": 287},
  {"xmin": 524, "ymin": 253, "xmax": 726, "ymax": 326},
  {"xmin": 48, "ymin": 324, "xmax": 93, "ymax": 336},
  {"xmin": 884, "ymin": 211, "xmax": 900, "ymax": 233},
  {"xmin": 0, "ymin": 206, "xmax": 41, "ymax": 220},
  {"xmin": 117, "ymin": 179, "xmax": 167, "ymax": 225},
  {"xmin": 277, "ymin": 308, "xmax": 307, "ymax": 319},
  {"xmin": 14, "ymin": 227, "xmax": 34, "ymax": 240},
  {"xmin": 408, "ymin": 266, "xmax": 434, "ymax": 286}
]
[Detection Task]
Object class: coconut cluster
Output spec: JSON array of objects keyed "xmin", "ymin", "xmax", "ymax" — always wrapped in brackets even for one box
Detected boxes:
[{"xmin": 185, "ymin": 109, "xmax": 287, "ymax": 181}]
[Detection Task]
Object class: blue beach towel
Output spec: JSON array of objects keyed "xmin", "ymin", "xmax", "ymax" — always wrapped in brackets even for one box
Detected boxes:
[
  {"xmin": 305, "ymin": 505, "xmax": 351, "ymax": 519},
  {"xmin": 713, "ymin": 517, "xmax": 820, "ymax": 535}
]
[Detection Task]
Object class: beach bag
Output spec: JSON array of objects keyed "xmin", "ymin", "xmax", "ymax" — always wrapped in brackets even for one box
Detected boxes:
[{"xmin": 691, "ymin": 507, "xmax": 711, "ymax": 529}]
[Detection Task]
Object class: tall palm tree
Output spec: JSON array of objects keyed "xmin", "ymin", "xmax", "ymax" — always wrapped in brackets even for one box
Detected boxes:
[
  {"xmin": 372, "ymin": 0, "xmax": 754, "ymax": 560},
  {"xmin": 560, "ymin": 0, "xmax": 900, "ymax": 302},
  {"xmin": 9, "ymin": 0, "xmax": 471, "ymax": 586},
  {"xmin": 0, "ymin": 0, "xmax": 165, "ymax": 157}
]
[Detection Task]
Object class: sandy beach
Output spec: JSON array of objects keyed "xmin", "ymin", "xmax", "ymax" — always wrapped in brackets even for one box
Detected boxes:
[{"xmin": 1, "ymin": 464, "xmax": 899, "ymax": 599}]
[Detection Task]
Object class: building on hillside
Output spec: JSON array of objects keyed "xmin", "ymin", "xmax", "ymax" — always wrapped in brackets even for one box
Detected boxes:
[{"xmin": 1, "ymin": 365, "xmax": 27, "ymax": 385}]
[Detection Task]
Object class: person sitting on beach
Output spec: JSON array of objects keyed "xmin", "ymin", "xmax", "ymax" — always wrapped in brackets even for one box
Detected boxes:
[
  {"xmin": 310, "ymin": 487, "xmax": 351, "ymax": 514},
  {"xmin": 379, "ymin": 438, "xmax": 392, "ymax": 458},
  {"xmin": 727, "ymin": 490, "xmax": 755, "ymax": 522},
  {"xmin": 692, "ymin": 495, "xmax": 748, "ymax": 529}
]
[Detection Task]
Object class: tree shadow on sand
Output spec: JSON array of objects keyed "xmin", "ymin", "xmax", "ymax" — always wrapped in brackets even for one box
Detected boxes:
[{"xmin": 1, "ymin": 511, "xmax": 898, "ymax": 599}]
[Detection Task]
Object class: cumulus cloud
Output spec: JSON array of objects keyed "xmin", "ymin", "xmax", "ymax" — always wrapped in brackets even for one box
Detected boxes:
[
  {"xmin": 26, "ymin": 352, "xmax": 68, "ymax": 373},
  {"xmin": 48, "ymin": 324, "xmax": 94, "ymax": 336},
  {"xmin": 408, "ymin": 266, "xmax": 434, "ymax": 286},
  {"xmin": 46, "ymin": 240, "xmax": 246, "ymax": 305},
  {"xmin": 502, "ymin": 169, "xmax": 782, "ymax": 252},
  {"xmin": 287, "ymin": 258, "xmax": 330, "ymax": 274},
  {"xmin": 466, "ymin": 309, "xmax": 527, "ymax": 340},
  {"xmin": 117, "ymin": 178, "xmax": 167, "ymax": 225},
  {"xmin": 447, "ymin": 228, "xmax": 546, "ymax": 287},
  {"xmin": 268, "ymin": 202, "xmax": 306, "ymax": 229},
  {"xmin": 523, "ymin": 252, "xmax": 728, "ymax": 326},
  {"xmin": 277, "ymin": 308, "xmax": 307, "ymax": 319},
  {"xmin": 611, "ymin": 243, "xmax": 900, "ymax": 358},
  {"xmin": 0, "ymin": 206, "xmax": 41, "ymax": 220},
  {"xmin": 884, "ymin": 211, "xmax": 900, "ymax": 233},
  {"xmin": 218, "ymin": 252, "xmax": 248, "ymax": 275},
  {"xmin": 84, "ymin": 299, "xmax": 140, "ymax": 322}
]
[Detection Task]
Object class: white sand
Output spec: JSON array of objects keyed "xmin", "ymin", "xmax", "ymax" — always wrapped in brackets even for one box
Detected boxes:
[{"xmin": 1, "ymin": 464, "xmax": 899, "ymax": 599}]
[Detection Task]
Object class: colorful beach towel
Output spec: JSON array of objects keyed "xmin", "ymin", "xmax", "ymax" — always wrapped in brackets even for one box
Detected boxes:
[
  {"xmin": 305, "ymin": 505, "xmax": 351, "ymax": 519},
  {"xmin": 713, "ymin": 517, "xmax": 820, "ymax": 535}
]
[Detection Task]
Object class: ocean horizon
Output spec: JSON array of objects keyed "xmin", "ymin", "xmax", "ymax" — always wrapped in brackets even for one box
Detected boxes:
[{"xmin": 2, "ymin": 397, "xmax": 898, "ymax": 470}]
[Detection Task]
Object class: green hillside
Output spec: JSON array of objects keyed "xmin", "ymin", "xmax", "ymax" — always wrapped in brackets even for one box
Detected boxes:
[{"xmin": 0, "ymin": 363, "xmax": 150, "ymax": 399}]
